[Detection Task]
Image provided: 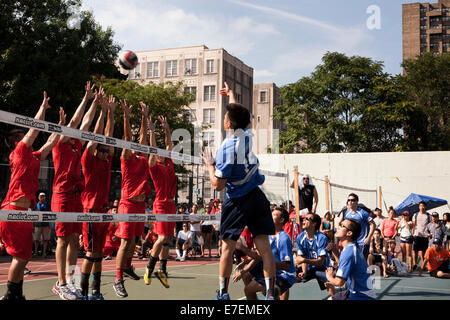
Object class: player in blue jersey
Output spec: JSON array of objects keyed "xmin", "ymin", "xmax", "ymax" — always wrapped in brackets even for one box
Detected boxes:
[
  {"xmin": 343, "ymin": 193, "xmax": 375, "ymax": 260},
  {"xmin": 233, "ymin": 207, "xmax": 296, "ymax": 300},
  {"xmin": 326, "ymin": 218, "xmax": 376, "ymax": 300},
  {"xmin": 295, "ymin": 213, "xmax": 332, "ymax": 294},
  {"xmin": 202, "ymin": 82, "xmax": 276, "ymax": 300}
]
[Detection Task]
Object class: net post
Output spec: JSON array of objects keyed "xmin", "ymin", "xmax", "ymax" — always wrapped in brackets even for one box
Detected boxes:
[
  {"xmin": 293, "ymin": 166, "xmax": 300, "ymax": 224},
  {"xmin": 325, "ymin": 175, "xmax": 330, "ymax": 212}
]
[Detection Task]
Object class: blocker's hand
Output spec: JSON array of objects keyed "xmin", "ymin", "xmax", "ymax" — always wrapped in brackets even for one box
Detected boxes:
[{"xmin": 201, "ymin": 147, "xmax": 216, "ymax": 166}]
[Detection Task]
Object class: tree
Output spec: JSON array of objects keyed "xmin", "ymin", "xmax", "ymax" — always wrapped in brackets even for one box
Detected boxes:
[
  {"xmin": 0, "ymin": 0, "xmax": 121, "ymax": 136},
  {"xmin": 399, "ymin": 52, "xmax": 450, "ymax": 151},
  {"xmin": 274, "ymin": 52, "xmax": 404, "ymax": 153}
]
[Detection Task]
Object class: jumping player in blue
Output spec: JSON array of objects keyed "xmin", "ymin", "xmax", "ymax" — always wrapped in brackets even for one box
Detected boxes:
[{"xmin": 202, "ymin": 82, "xmax": 276, "ymax": 300}]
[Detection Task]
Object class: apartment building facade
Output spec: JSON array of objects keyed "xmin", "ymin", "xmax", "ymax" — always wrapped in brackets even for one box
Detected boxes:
[{"xmin": 403, "ymin": 0, "xmax": 450, "ymax": 61}]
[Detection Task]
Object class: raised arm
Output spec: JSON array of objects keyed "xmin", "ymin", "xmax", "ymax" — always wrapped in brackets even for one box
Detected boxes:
[
  {"xmin": 85, "ymin": 97, "xmax": 108, "ymax": 155},
  {"xmin": 158, "ymin": 115, "xmax": 173, "ymax": 151},
  {"xmin": 39, "ymin": 107, "xmax": 66, "ymax": 160},
  {"xmin": 148, "ymin": 115, "xmax": 158, "ymax": 168},
  {"xmin": 66, "ymin": 81, "xmax": 96, "ymax": 129},
  {"xmin": 22, "ymin": 91, "xmax": 51, "ymax": 147},
  {"xmin": 120, "ymin": 100, "xmax": 133, "ymax": 160},
  {"xmin": 105, "ymin": 95, "xmax": 116, "ymax": 156},
  {"xmin": 219, "ymin": 81, "xmax": 236, "ymax": 104},
  {"xmin": 138, "ymin": 102, "xmax": 149, "ymax": 158}
]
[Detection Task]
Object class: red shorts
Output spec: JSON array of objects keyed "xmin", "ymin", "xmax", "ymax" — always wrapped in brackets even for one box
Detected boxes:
[
  {"xmin": 115, "ymin": 199, "xmax": 146, "ymax": 239},
  {"xmin": 153, "ymin": 201, "xmax": 176, "ymax": 237},
  {"xmin": 82, "ymin": 208, "xmax": 109, "ymax": 253},
  {"xmin": 0, "ymin": 204, "xmax": 33, "ymax": 260},
  {"xmin": 52, "ymin": 192, "xmax": 83, "ymax": 237}
]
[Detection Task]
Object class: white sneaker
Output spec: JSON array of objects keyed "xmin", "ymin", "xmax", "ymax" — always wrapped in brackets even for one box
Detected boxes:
[
  {"xmin": 52, "ymin": 282, "xmax": 77, "ymax": 300},
  {"xmin": 175, "ymin": 256, "xmax": 181, "ymax": 261},
  {"xmin": 67, "ymin": 282, "xmax": 83, "ymax": 300},
  {"xmin": 180, "ymin": 256, "xmax": 186, "ymax": 262}
]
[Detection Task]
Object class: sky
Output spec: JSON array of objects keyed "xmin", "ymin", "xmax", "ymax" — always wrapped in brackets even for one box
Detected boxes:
[{"xmin": 80, "ymin": 0, "xmax": 426, "ymax": 86}]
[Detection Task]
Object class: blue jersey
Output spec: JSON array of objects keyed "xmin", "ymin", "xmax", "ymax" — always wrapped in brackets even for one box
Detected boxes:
[
  {"xmin": 215, "ymin": 129, "xmax": 265, "ymax": 199},
  {"xmin": 336, "ymin": 242, "xmax": 376, "ymax": 300},
  {"xmin": 269, "ymin": 231, "xmax": 297, "ymax": 286},
  {"xmin": 344, "ymin": 208, "xmax": 372, "ymax": 246},
  {"xmin": 296, "ymin": 231, "xmax": 329, "ymax": 270}
]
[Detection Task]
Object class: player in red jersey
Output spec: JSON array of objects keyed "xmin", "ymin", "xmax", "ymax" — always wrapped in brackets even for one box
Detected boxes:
[
  {"xmin": 113, "ymin": 100, "xmax": 151, "ymax": 298},
  {"xmin": 52, "ymin": 82, "xmax": 102, "ymax": 300},
  {"xmin": 79, "ymin": 94, "xmax": 116, "ymax": 300},
  {"xmin": 144, "ymin": 115, "xmax": 176, "ymax": 288},
  {"xmin": 0, "ymin": 93, "xmax": 65, "ymax": 300}
]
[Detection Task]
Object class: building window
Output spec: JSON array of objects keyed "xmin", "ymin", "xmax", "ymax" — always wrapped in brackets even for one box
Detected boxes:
[
  {"xmin": 146, "ymin": 61, "xmax": 159, "ymax": 78},
  {"xmin": 420, "ymin": 25, "xmax": 427, "ymax": 30},
  {"xmin": 203, "ymin": 108, "xmax": 215, "ymax": 124},
  {"xmin": 420, "ymin": 17, "xmax": 427, "ymax": 22},
  {"xmin": 420, "ymin": 34, "xmax": 427, "ymax": 39},
  {"xmin": 442, "ymin": 17, "xmax": 450, "ymax": 21},
  {"xmin": 129, "ymin": 63, "xmax": 141, "ymax": 79},
  {"xmin": 184, "ymin": 59, "xmax": 197, "ymax": 75},
  {"xmin": 430, "ymin": 7, "xmax": 440, "ymax": 12},
  {"xmin": 206, "ymin": 59, "xmax": 214, "ymax": 73},
  {"xmin": 420, "ymin": 7, "xmax": 427, "ymax": 13},
  {"xmin": 188, "ymin": 110, "xmax": 197, "ymax": 122},
  {"xmin": 165, "ymin": 60, "xmax": 178, "ymax": 77},
  {"xmin": 202, "ymin": 131, "xmax": 215, "ymax": 148},
  {"xmin": 203, "ymin": 85, "xmax": 216, "ymax": 101},
  {"xmin": 184, "ymin": 86, "xmax": 197, "ymax": 101},
  {"xmin": 259, "ymin": 90, "xmax": 268, "ymax": 103}
]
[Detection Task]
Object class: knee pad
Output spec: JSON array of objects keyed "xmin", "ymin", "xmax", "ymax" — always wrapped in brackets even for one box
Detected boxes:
[{"xmin": 84, "ymin": 255, "xmax": 103, "ymax": 263}]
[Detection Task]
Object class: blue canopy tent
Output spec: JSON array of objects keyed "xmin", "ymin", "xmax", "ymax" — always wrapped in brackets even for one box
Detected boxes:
[{"xmin": 394, "ymin": 193, "xmax": 448, "ymax": 216}]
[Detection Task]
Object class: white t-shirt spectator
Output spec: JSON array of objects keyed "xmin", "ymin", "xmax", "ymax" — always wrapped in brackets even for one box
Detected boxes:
[
  {"xmin": 177, "ymin": 230, "xmax": 193, "ymax": 243},
  {"xmin": 190, "ymin": 213, "xmax": 201, "ymax": 232}
]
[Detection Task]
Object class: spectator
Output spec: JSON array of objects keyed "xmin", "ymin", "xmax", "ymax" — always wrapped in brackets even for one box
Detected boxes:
[
  {"xmin": 425, "ymin": 212, "xmax": 447, "ymax": 248},
  {"xmin": 214, "ymin": 202, "xmax": 222, "ymax": 258},
  {"xmin": 412, "ymin": 201, "xmax": 432, "ymax": 270},
  {"xmin": 283, "ymin": 201, "xmax": 301, "ymax": 241},
  {"xmin": 33, "ymin": 192, "xmax": 51, "ymax": 257},
  {"xmin": 290, "ymin": 174, "xmax": 318, "ymax": 214},
  {"xmin": 189, "ymin": 204, "xmax": 203, "ymax": 253},
  {"xmin": 233, "ymin": 207, "xmax": 296, "ymax": 300},
  {"xmin": 444, "ymin": 213, "xmax": 450, "ymax": 251},
  {"xmin": 419, "ymin": 238, "xmax": 450, "ymax": 278},
  {"xmin": 211, "ymin": 199, "xmax": 220, "ymax": 214},
  {"xmin": 325, "ymin": 218, "xmax": 376, "ymax": 300},
  {"xmin": 175, "ymin": 223, "xmax": 193, "ymax": 261},
  {"xmin": 367, "ymin": 229, "xmax": 388, "ymax": 278},
  {"xmin": 139, "ymin": 222, "xmax": 157, "ymax": 259},
  {"xmin": 395, "ymin": 211, "xmax": 414, "ymax": 273},
  {"xmin": 381, "ymin": 207, "xmax": 398, "ymax": 241},
  {"xmin": 373, "ymin": 208, "xmax": 385, "ymax": 230},
  {"xmin": 175, "ymin": 205, "xmax": 186, "ymax": 236},
  {"xmin": 385, "ymin": 240, "xmax": 409, "ymax": 276},
  {"xmin": 103, "ymin": 207, "xmax": 119, "ymax": 260},
  {"xmin": 295, "ymin": 213, "xmax": 331, "ymax": 295},
  {"xmin": 343, "ymin": 193, "xmax": 375, "ymax": 260},
  {"xmin": 320, "ymin": 211, "xmax": 334, "ymax": 242},
  {"xmin": 200, "ymin": 209, "xmax": 215, "ymax": 258},
  {"xmin": 233, "ymin": 226, "xmax": 258, "ymax": 264}
]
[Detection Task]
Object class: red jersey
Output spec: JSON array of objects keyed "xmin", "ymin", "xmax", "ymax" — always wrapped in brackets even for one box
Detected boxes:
[
  {"xmin": 81, "ymin": 150, "xmax": 113, "ymax": 210},
  {"xmin": 1, "ymin": 142, "xmax": 41, "ymax": 209},
  {"xmin": 121, "ymin": 154, "xmax": 151, "ymax": 200},
  {"xmin": 240, "ymin": 227, "xmax": 254, "ymax": 249},
  {"xmin": 149, "ymin": 158, "xmax": 176, "ymax": 202},
  {"xmin": 283, "ymin": 209, "xmax": 300, "ymax": 241},
  {"xmin": 52, "ymin": 139, "xmax": 84, "ymax": 193}
]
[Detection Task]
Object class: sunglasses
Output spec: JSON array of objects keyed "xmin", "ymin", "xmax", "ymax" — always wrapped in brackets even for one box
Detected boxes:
[
  {"xmin": 304, "ymin": 217, "xmax": 314, "ymax": 222},
  {"xmin": 339, "ymin": 222, "xmax": 350, "ymax": 231},
  {"xmin": 347, "ymin": 198, "xmax": 357, "ymax": 202}
]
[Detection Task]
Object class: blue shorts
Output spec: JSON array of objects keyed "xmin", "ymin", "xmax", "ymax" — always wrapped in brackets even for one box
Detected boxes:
[
  {"xmin": 296, "ymin": 266, "xmax": 328, "ymax": 291},
  {"xmin": 250, "ymin": 261, "xmax": 292, "ymax": 295},
  {"xmin": 220, "ymin": 187, "xmax": 274, "ymax": 241}
]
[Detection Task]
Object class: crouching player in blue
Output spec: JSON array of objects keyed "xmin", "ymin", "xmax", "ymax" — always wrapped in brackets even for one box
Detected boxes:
[
  {"xmin": 295, "ymin": 213, "xmax": 333, "ymax": 295},
  {"xmin": 326, "ymin": 218, "xmax": 376, "ymax": 300},
  {"xmin": 202, "ymin": 82, "xmax": 276, "ymax": 300},
  {"xmin": 232, "ymin": 207, "xmax": 296, "ymax": 300}
]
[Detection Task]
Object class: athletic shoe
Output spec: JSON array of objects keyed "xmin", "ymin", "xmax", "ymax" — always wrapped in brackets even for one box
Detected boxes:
[
  {"xmin": 67, "ymin": 282, "xmax": 83, "ymax": 300},
  {"xmin": 0, "ymin": 292, "xmax": 25, "ymax": 300},
  {"xmin": 144, "ymin": 267, "xmax": 152, "ymax": 285},
  {"xmin": 154, "ymin": 270, "xmax": 170, "ymax": 288},
  {"xmin": 104, "ymin": 256, "xmax": 112, "ymax": 260},
  {"xmin": 24, "ymin": 268, "xmax": 31, "ymax": 275},
  {"xmin": 213, "ymin": 291, "xmax": 230, "ymax": 300},
  {"xmin": 175, "ymin": 256, "xmax": 181, "ymax": 261},
  {"xmin": 89, "ymin": 291, "xmax": 105, "ymax": 300},
  {"xmin": 180, "ymin": 256, "xmax": 186, "ymax": 262},
  {"xmin": 52, "ymin": 282, "xmax": 77, "ymax": 300},
  {"xmin": 124, "ymin": 266, "xmax": 140, "ymax": 280},
  {"xmin": 113, "ymin": 279, "xmax": 128, "ymax": 298}
]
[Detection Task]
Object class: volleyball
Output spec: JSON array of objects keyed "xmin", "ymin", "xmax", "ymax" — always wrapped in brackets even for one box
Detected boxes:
[{"xmin": 119, "ymin": 50, "xmax": 138, "ymax": 70}]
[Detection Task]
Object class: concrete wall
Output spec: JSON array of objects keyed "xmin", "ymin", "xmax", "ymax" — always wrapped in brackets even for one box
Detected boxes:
[{"xmin": 257, "ymin": 151, "xmax": 450, "ymax": 218}]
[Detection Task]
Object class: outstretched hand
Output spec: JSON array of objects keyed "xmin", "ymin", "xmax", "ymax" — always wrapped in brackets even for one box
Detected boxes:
[
  {"xmin": 148, "ymin": 116, "xmax": 157, "ymax": 131},
  {"xmin": 40, "ymin": 91, "xmax": 51, "ymax": 110},
  {"xmin": 201, "ymin": 147, "xmax": 216, "ymax": 166},
  {"xmin": 58, "ymin": 107, "xmax": 67, "ymax": 126},
  {"xmin": 108, "ymin": 95, "xmax": 117, "ymax": 113},
  {"xmin": 84, "ymin": 81, "xmax": 96, "ymax": 100},
  {"xmin": 139, "ymin": 101, "xmax": 149, "ymax": 117},
  {"xmin": 219, "ymin": 81, "xmax": 232, "ymax": 97},
  {"xmin": 120, "ymin": 100, "xmax": 133, "ymax": 116},
  {"xmin": 158, "ymin": 115, "xmax": 169, "ymax": 129}
]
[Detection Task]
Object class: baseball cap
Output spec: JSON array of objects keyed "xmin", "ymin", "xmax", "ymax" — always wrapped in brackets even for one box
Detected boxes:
[
  {"xmin": 433, "ymin": 238, "xmax": 442, "ymax": 245},
  {"xmin": 431, "ymin": 212, "xmax": 439, "ymax": 218},
  {"xmin": 39, "ymin": 192, "xmax": 46, "ymax": 197}
]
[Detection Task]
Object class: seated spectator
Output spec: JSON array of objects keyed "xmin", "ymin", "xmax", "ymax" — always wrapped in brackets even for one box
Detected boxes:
[
  {"xmin": 320, "ymin": 211, "xmax": 334, "ymax": 241},
  {"xmin": 395, "ymin": 211, "xmax": 414, "ymax": 273},
  {"xmin": 283, "ymin": 201, "xmax": 301, "ymax": 241},
  {"xmin": 176, "ymin": 223, "xmax": 193, "ymax": 262},
  {"xmin": 139, "ymin": 222, "xmax": 157, "ymax": 259},
  {"xmin": 385, "ymin": 240, "xmax": 409, "ymax": 276},
  {"xmin": 381, "ymin": 207, "xmax": 398, "ymax": 241},
  {"xmin": 234, "ymin": 226, "xmax": 258, "ymax": 264},
  {"xmin": 325, "ymin": 218, "xmax": 376, "ymax": 300},
  {"xmin": 233, "ymin": 207, "xmax": 296, "ymax": 300},
  {"xmin": 444, "ymin": 212, "xmax": 450, "ymax": 251},
  {"xmin": 103, "ymin": 208, "xmax": 120, "ymax": 260},
  {"xmin": 295, "ymin": 213, "xmax": 331, "ymax": 295},
  {"xmin": 425, "ymin": 212, "xmax": 447, "ymax": 248},
  {"xmin": 367, "ymin": 229, "xmax": 388, "ymax": 278},
  {"xmin": 419, "ymin": 238, "xmax": 449, "ymax": 278}
]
